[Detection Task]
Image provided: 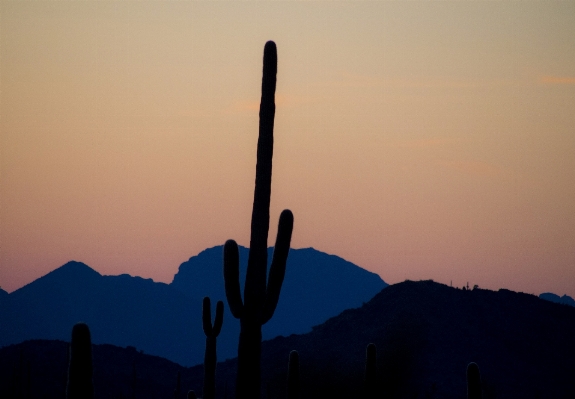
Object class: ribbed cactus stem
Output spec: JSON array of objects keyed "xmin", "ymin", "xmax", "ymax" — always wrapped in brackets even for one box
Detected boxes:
[
  {"xmin": 223, "ymin": 40, "xmax": 294, "ymax": 399},
  {"xmin": 467, "ymin": 362, "xmax": 482, "ymax": 399},
  {"xmin": 287, "ymin": 350, "xmax": 300, "ymax": 399},
  {"xmin": 365, "ymin": 343, "xmax": 377, "ymax": 399},
  {"xmin": 66, "ymin": 322, "xmax": 94, "ymax": 399},
  {"xmin": 202, "ymin": 297, "xmax": 223, "ymax": 399}
]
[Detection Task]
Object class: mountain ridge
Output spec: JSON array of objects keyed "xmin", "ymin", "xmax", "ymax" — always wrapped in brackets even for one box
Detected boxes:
[
  {"xmin": 2, "ymin": 280, "xmax": 575, "ymax": 398},
  {"xmin": 539, "ymin": 292, "xmax": 575, "ymax": 307},
  {"xmin": 0, "ymin": 246, "xmax": 386, "ymax": 366}
]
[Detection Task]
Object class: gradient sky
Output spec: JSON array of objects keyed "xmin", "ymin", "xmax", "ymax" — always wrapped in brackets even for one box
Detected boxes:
[{"xmin": 1, "ymin": 2, "xmax": 574, "ymax": 298}]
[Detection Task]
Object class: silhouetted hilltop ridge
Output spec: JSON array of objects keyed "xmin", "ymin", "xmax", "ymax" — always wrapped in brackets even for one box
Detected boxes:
[
  {"xmin": 10, "ymin": 261, "xmax": 101, "ymax": 299},
  {"xmin": 539, "ymin": 292, "xmax": 575, "ymax": 307},
  {"xmin": 209, "ymin": 280, "xmax": 575, "ymax": 398},
  {"xmin": 0, "ymin": 339, "xmax": 200, "ymax": 399},
  {"xmin": 0, "ymin": 263, "xmax": 201, "ymax": 366},
  {"xmin": 171, "ymin": 245, "xmax": 386, "ymax": 341},
  {"xmin": 0, "ymin": 246, "xmax": 385, "ymax": 366},
  {"xmin": 4, "ymin": 281, "xmax": 575, "ymax": 398}
]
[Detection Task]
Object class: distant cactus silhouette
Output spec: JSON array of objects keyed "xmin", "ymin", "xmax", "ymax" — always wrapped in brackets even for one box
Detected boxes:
[
  {"xmin": 287, "ymin": 350, "xmax": 300, "ymax": 399},
  {"xmin": 174, "ymin": 371, "xmax": 181, "ymax": 399},
  {"xmin": 364, "ymin": 343, "xmax": 377, "ymax": 399},
  {"xmin": 202, "ymin": 297, "xmax": 223, "ymax": 399},
  {"xmin": 66, "ymin": 322, "xmax": 94, "ymax": 399},
  {"xmin": 223, "ymin": 40, "xmax": 294, "ymax": 399},
  {"xmin": 467, "ymin": 362, "xmax": 482, "ymax": 399},
  {"xmin": 131, "ymin": 360, "xmax": 136, "ymax": 399}
]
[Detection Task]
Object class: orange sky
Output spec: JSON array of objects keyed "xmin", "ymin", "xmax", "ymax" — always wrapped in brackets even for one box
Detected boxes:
[{"xmin": 1, "ymin": 2, "xmax": 574, "ymax": 298}]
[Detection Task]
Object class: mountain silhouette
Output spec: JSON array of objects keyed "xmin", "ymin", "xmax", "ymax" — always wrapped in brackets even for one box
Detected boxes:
[
  {"xmin": 209, "ymin": 280, "xmax": 575, "ymax": 398},
  {"xmin": 539, "ymin": 292, "xmax": 575, "ymax": 307},
  {"xmin": 3, "ymin": 281, "xmax": 575, "ymax": 398},
  {"xmin": 0, "ymin": 247, "xmax": 386, "ymax": 366},
  {"xmin": 0, "ymin": 339, "xmax": 200, "ymax": 399},
  {"xmin": 171, "ymin": 245, "xmax": 386, "ymax": 340},
  {"xmin": 0, "ymin": 261, "xmax": 202, "ymax": 366}
]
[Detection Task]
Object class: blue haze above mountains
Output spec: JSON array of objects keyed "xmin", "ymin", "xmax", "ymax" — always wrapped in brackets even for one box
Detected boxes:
[{"xmin": 0, "ymin": 246, "xmax": 386, "ymax": 366}]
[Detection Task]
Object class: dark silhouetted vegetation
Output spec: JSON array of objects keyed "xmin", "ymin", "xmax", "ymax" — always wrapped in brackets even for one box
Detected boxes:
[
  {"xmin": 287, "ymin": 350, "xmax": 299, "ymax": 399},
  {"xmin": 202, "ymin": 297, "xmax": 224, "ymax": 399},
  {"xmin": 467, "ymin": 362, "xmax": 482, "ymax": 399},
  {"xmin": 66, "ymin": 323, "xmax": 94, "ymax": 399},
  {"xmin": 223, "ymin": 40, "xmax": 294, "ymax": 399},
  {"xmin": 364, "ymin": 343, "xmax": 377, "ymax": 399}
]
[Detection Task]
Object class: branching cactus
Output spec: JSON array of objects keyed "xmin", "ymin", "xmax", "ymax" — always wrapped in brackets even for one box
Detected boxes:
[
  {"xmin": 66, "ymin": 322, "xmax": 94, "ymax": 399},
  {"xmin": 287, "ymin": 350, "xmax": 300, "ymax": 399},
  {"xmin": 202, "ymin": 297, "xmax": 224, "ymax": 399},
  {"xmin": 365, "ymin": 343, "xmax": 377, "ymax": 399},
  {"xmin": 466, "ymin": 362, "xmax": 482, "ymax": 399},
  {"xmin": 223, "ymin": 40, "xmax": 294, "ymax": 399}
]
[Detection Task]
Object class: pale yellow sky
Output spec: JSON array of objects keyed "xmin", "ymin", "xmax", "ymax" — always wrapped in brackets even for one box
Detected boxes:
[{"xmin": 1, "ymin": 2, "xmax": 574, "ymax": 298}]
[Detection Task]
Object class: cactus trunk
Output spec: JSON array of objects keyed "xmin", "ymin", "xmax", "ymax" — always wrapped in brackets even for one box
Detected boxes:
[
  {"xmin": 202, "ymin": 297, "xmax": 223, "ymax": 399},
  {"xmin": 203, "ymin": 336, "xmax": 217, "ymax": 399},
  {"xmin": 235, "ymin": 322, "xmax": 263, "ymax": 398},
  {"xmin": 467, "ymin": 362, "xmax": 482, "ymax": 399},
  {"xmin": 287, "ymin": 350, "xmax": 300, "ymax": 399},
  {"xmin": 365, "ymin": 343, "xmax": 377, "ymax": 399},
  {"xmin": 66, "ymin": 323, "xmax": 94, "ymax": 399}
]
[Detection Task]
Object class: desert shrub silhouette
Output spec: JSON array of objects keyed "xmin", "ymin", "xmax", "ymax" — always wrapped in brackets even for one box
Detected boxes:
[
  {"xmin": 202, "ymin": 297, "xmax": 223, "ymax": 399},
  {"xmin": 66, "ymin": 322, "xmax": 94, "ymax": 399},
  {"xmin": 223, "ymin": 40, "xmax": 294, "ymax": 399}
]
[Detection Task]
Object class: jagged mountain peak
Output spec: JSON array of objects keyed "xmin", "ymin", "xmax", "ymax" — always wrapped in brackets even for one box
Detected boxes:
[
  {"xmin": 539, "ymin": 292, "xmax": 575, "ymax": 307},
  {"xmin": 10, "ymin": 260, "xmax": 101, "ymax": 296}
]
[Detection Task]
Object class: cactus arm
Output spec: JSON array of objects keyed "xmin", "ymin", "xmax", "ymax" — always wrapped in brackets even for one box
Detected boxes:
[
  {"xmin": 202, "ymin": 297, "xmax": 213, "ymax": 336},
  {"xmin": 213, "ymin": 300, "xmax": 224, "ymax": 336},
  {"xmin": 223, "ymin": 240, "xmax": 243, "ymax": 319},
  {"xmin": 262, "ymin": 209, "xmax": 294, "ymax": 325}
]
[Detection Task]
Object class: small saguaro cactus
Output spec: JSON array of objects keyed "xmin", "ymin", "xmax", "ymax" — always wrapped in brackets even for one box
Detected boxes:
[
  {"xmin": 287, "ymin": 350, "xmax": 300, "ymax": 399},
  {"xmin": 202, "ymin": 297, "xmax": 224, "ymax": 399},
  {"xmin": 364, "ymin": 343, "xmax": 377, "ymax": 399},
  {"xmin": 66, "ymin": 322, "xmax": 94, "ymax": 399},
  {"xmin": 223, "ymin": 40, "xmax": 294, "ymax": 399},
  {"xmin": 467, "ymin": 362, "xmax": 482, "ymax": 399},
  {"xmin": 174, "ymin": 371, "xmax": 181, "ymax": 399}
]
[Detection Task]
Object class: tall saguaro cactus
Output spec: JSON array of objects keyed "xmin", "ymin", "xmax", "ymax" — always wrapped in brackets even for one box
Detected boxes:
[
  {"xmin": 466, "ymin": 362, "xmax": 482, "ymax": 399},
  {"xmin": 66, "ymin": 322, "xmax": 94, "ymax": 399},
  {"xmin": 223, "ymin": 40, "xmax": 294, "ymax": 399},
  {"xmin": 202, "ymin": 297, "xmax": 224, "ymax": 399}
]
